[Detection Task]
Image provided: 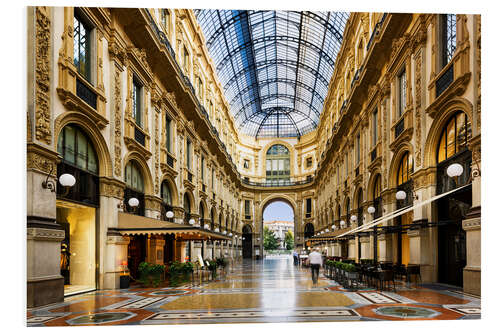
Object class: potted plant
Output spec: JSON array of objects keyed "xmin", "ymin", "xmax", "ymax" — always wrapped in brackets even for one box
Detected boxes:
[
  {"xmin": 206, "ymin": 259, "xmax": 218, "ymax": 279},
  {"xmin": 138, "ymin": 262, "xmax": 165, "ymax": 287}
]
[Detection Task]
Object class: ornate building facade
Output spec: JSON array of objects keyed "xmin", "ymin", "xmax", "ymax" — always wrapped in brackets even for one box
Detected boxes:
[{"xmin": 27, "ymin": 7, "xmax": 481, "ymax": 308}]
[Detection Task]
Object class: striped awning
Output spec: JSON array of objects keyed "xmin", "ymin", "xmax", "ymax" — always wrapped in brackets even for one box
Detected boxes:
[{"xmin": 114, "ymin": 212, "xmax": 231, "ymax": 240}]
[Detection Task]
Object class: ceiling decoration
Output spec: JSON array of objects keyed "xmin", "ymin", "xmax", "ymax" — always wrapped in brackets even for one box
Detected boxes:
[{"xmin": 194, "ymin": 10, "xmax": 349, "ymax": 138}]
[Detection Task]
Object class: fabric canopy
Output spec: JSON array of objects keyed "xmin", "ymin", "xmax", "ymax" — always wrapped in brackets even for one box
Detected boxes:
[{"xmin": 115, "ymin": 212, "xmax": 231, "ymax": 240}]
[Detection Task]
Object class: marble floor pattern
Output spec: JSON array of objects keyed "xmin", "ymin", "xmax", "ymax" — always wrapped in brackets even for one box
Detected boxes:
[{"xmin": 27, "ymin": 258, "xmax": 481, "ymax": 326}]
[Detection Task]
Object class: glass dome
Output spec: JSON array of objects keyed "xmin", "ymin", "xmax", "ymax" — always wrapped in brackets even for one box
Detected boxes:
[{"xmin": 195, "ymin": 10, "xmax": 349, "ymax": 138}]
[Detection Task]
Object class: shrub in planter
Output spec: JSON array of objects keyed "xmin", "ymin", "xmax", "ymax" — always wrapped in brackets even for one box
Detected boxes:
[
  {"xmin": 138, "ymin": 262, "xmax": 165, "ymax": 287},
  {"xmin": 216, "ymin": 257, "xmax": 227, "ymax": 269}
]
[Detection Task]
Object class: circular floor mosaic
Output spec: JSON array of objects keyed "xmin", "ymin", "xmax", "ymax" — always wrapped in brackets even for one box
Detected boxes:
[
  {"xmin": 374, "ymin": 306, "xmax": 440, "ymax": 319},
  {"xmin": 67, "ymin": 312, "xmax": 136, "ymax": 325}
]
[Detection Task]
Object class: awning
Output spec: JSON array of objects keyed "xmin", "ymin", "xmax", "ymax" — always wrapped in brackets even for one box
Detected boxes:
[
  {"xmin": 114, "ymin": 212, "xmax": 231, "ymax": 240},
  {"xmin": 309, "ymin": 182, "xmax": 472, "ymax": 241}
]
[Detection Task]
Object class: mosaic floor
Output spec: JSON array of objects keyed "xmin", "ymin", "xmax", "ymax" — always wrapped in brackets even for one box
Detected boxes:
[{"xmin": 27, "ymin": 258, "xmax": 481, "ymax": 326}]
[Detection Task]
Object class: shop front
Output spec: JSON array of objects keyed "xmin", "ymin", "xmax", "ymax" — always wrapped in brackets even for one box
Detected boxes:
[{"xmin": 56, "ymin": 125, "xmax": 99, "ymax": 296}]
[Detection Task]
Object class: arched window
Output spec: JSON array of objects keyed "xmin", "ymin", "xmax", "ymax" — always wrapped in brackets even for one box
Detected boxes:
[
  {"xmin": 125, "ymin": 161, "xmax": 144, "ymax": 192},
  {"xmin": 345, "ymin": 198, "xmax": 351, "ymax": 227},
  {"xmin": 199, "ymin": 202, "xmax": 205, "ymax": 227},
  {"xmin": 397, "ymin": 152, "xmax": 413, "ymax": 186},
  {"xmin": 57, "ymin": 125, "xmax": 99, "ymax": 206},
  {"xmin": 124, "ymin": 160, "xmax": 145, "ymax": 215},
  {"xmin": 357, "ymin": 189, "xmax": 363, "ymax": 227},
  {"xmin": 304, "ymin": 223, "xmax": 314, "ymax": 239},
  {"xmin": 437, "ymin": 111, "xmax": 471, "ymax": 163},
  {"xmin": 160, "ymin": 180, "xmax": 173, "ymax": 220},
  {"xmin": 183, "ymin": 193, "xmax": 191, "ymax": 224},
  {"xmin": 266, "ymin": 144, "xmax": 290, "ymax": 182},
  {"xmin": 57, "ymin": 125, "xmax": 98, "ymax": 173},
  {"xmin": 161, "ymin": 180, "xmax": 172, "ymax": 206},
  {"xmin": 372, "ymin": 175, "xmax": 382, "ymax": 219}
]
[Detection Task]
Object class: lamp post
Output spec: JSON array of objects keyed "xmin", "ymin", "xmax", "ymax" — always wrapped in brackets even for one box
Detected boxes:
[{"xmin": 367, "ymin": 205, "xmax": 377, "ymax": 263}]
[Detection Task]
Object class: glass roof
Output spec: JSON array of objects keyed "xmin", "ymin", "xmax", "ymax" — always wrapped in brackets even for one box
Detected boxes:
[{"xmin": 194, "ymin": 10, "xmax": 349, "ymax": 138}]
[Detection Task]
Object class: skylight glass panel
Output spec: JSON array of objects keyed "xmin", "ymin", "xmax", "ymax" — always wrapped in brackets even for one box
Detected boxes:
[{"xmin": 195, "ymin": 9, "xmax": 350, "ymax": 137}]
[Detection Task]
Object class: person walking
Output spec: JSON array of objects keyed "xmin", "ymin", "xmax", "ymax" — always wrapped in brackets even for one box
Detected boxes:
[
  {"xmin": 293, "ymin": 250, "xmax": 299, "ymax": 266},
  {"xmin": 308, "ymin": 247, "xmax": 323, "ymax": 284}
]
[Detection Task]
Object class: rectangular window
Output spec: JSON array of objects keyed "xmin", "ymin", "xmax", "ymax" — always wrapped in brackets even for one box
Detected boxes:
[
  {"xmin": 441, "ymin": 14, "xmax": 457, "ymax": 69},
  {"xmin": 165, "ymin": 116, "xmax": 172, "ymax": 153},
  {"xmin": 211, "ymin": 168, "xmax": 214, "ymax": 188},
  {"xmin": 244, "ymin": 200, "xmax": 250, "ymax": 216},
  {"xmin": 186, "ymin": 139, "xmax": 192, "ymax": 169},
  {"xmin": 306, "ymin": 198, "xmax": 312, "ymax": 214},
  {"xmin": 183, "ymin": 46, "xmax": 189, "ymax": 69},
  {"xmin": 356, "ymin": 134, "xmax": 360, "ymax": 165},
  {"xmin": 243, "ymin": 159, "xmax": 249, "ymax": 169},
  {"xmin": 201, "ymin": 156, "xmax": 205, "ymax": 181},
  {"xmin": 398, "ymin": 69, "xmax": 406, "ymax": 118},
  {"xmin": 73, "ymin": 12, "xmax": 91, "ymax": 81},
  {"xmin": 132, "ymin": 78, "xmax": 142, "ymax": 127},
  {"xmin": 372, "ymin": 109, "xmax": 378, "ymax": 147},
  {"xmin": 197, "ymin": 77, "xmax": 203, "ymax": 98},
  {"xmin": 161, "ymin": 9, "xmax": 170, "ymax": 33},
  {"xmin": 306, "ymin": 157, "xmax": 312, "ymax": 168}
]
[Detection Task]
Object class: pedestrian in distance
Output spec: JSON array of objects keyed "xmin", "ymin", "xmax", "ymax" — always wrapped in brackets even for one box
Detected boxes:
[{"xmin": 308, "ymin": 247, "xmax": 323, "ymax": 284}]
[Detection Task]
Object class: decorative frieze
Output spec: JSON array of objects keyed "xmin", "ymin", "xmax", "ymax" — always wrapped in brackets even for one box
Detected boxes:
[
  {"xmin": 99, "ymin": 177, "xmax": 125, "ymax": 199},
  {"xmin": 35, "ymin": 6, "xmax": 52, "ymax": 145},
  {"xmin": 113, "ymin": 66, "xmax": 123, "ymax": 177}
]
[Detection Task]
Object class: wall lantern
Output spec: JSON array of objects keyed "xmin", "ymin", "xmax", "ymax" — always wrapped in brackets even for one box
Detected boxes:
[
  {"xmin": 367, "ymin": 206, "xmax": 376, "ymax": 214},
  {"xmin": 325, "ymin": 228, "xmax": 329, "ymax": 233},
  {"xmin": 447, "ymin": 163, "xmax": 464, "ymax": 178},
  {"xmin": 166, "ymin": 211, "xmax": 174, "ymax": 219},
  {"xmin": 229, "ymin": 232, "xmax": 233, "ymax": 236},
  {"xmin": 189, "ymin": 218, "xmax": 196, "ymax": 225},
  {"xmin": 41, "ymin": 162, "xmax": 76, "ymax": 195},
  {"xmin": 204, "ymin": 224, "xmax": 210, "ymax": 230},
  {"xmin": 350, "ymin": 215, "xmax": 357, "ymax": 222},
  {"xmin": 332, "ymin": 224, "xmax": 336, "ymax": 231},
  {"xmin": 340, "ymin": 220, "xmax": 346, "ymax": 228},
  {"xmin": 395, "ymin": 190, "xmax": 407, "ymax": 201},
  {"xmin": 128, "ymin": 197, "xmax": 139, "ymax": 208},
  {"xmin": 223, "ymin": 230, "xmax": 227, "ymax": 235}
]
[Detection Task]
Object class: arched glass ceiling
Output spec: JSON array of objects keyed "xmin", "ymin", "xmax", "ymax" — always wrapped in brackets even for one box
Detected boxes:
[{"xmin": 194, "ymin": 10, "xmax": 349, "ymax": 138}]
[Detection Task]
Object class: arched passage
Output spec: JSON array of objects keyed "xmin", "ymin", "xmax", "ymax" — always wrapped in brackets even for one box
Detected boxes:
[
  {"xmin": 242, "ymin": 224, "xmax": 253, "ymax": 259},
  {"xmin": 262, "ymin": 198, "xmax": 295, "ymax": 252}
]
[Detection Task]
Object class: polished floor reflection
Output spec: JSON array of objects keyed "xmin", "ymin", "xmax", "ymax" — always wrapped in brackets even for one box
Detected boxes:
[{"xmin": 27, "ymin": 257, "xmax": 480, "ymax": 326}]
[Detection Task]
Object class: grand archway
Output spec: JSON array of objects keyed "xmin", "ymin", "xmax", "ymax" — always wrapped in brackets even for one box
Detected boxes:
[{"xmin": 262, "ymin": 200, "xmax": 294, "ymax": 252}]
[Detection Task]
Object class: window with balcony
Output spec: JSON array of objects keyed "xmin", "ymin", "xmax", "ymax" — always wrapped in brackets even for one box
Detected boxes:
[
  {"xmin": 161, "ymin": 9, "xmax": 170, "ymax": 34},
  {"xmin": 306, "ymin": 157, "xmax": 312, "ymax": 168},
  {"xmin": 186, "ymin": 138, "xmax": 192, "ymax": 170},
  {"xmin": 440, "ymin": 14, "xmax": 457, "ymax": 69},
  {"xmin": 306, "ymin": 198, "xmax": 312, "ymax": 218},
  {"xmin": 201, "ymin": 156, "xmax": 205, "ymax": 181},
  {"xmin": 73, "ymin": 11, "xmax": 92, "ymax": 82},
  {"xmin": 132, "ymin": 77, "xmax": 143, "ymax": 128},
  {"xmin": 182, "ymin": 46, "xmax": 189, "ymax": 70},
  {"xmin": 165, "ymin": 115, "xmax": 172, "ymax": 153},
  {"xmin": 265, "ymin": 144, "xmax": 290, "ymax": 182},
  {"xmin": 356, "ymin": 134, "xmax": 360, "ymax": 165},
  {"xmin": 397, "ymin": 68, "xmax": 406, "ymax": 118},
  {"xmin": 244, "ymin": 200, "xmax": 251, "ymax": 219}
]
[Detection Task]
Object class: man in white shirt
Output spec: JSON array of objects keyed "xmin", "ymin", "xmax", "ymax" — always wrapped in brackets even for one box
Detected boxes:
[{"xmin": 308, "ymin": 248, "xmax": 323, "ymax": 284}]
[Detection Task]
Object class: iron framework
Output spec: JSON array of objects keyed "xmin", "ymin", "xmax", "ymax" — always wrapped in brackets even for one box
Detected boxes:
[{"xmin": 194, "ymin": 10, "xmax": 349, "ymax": 138}]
